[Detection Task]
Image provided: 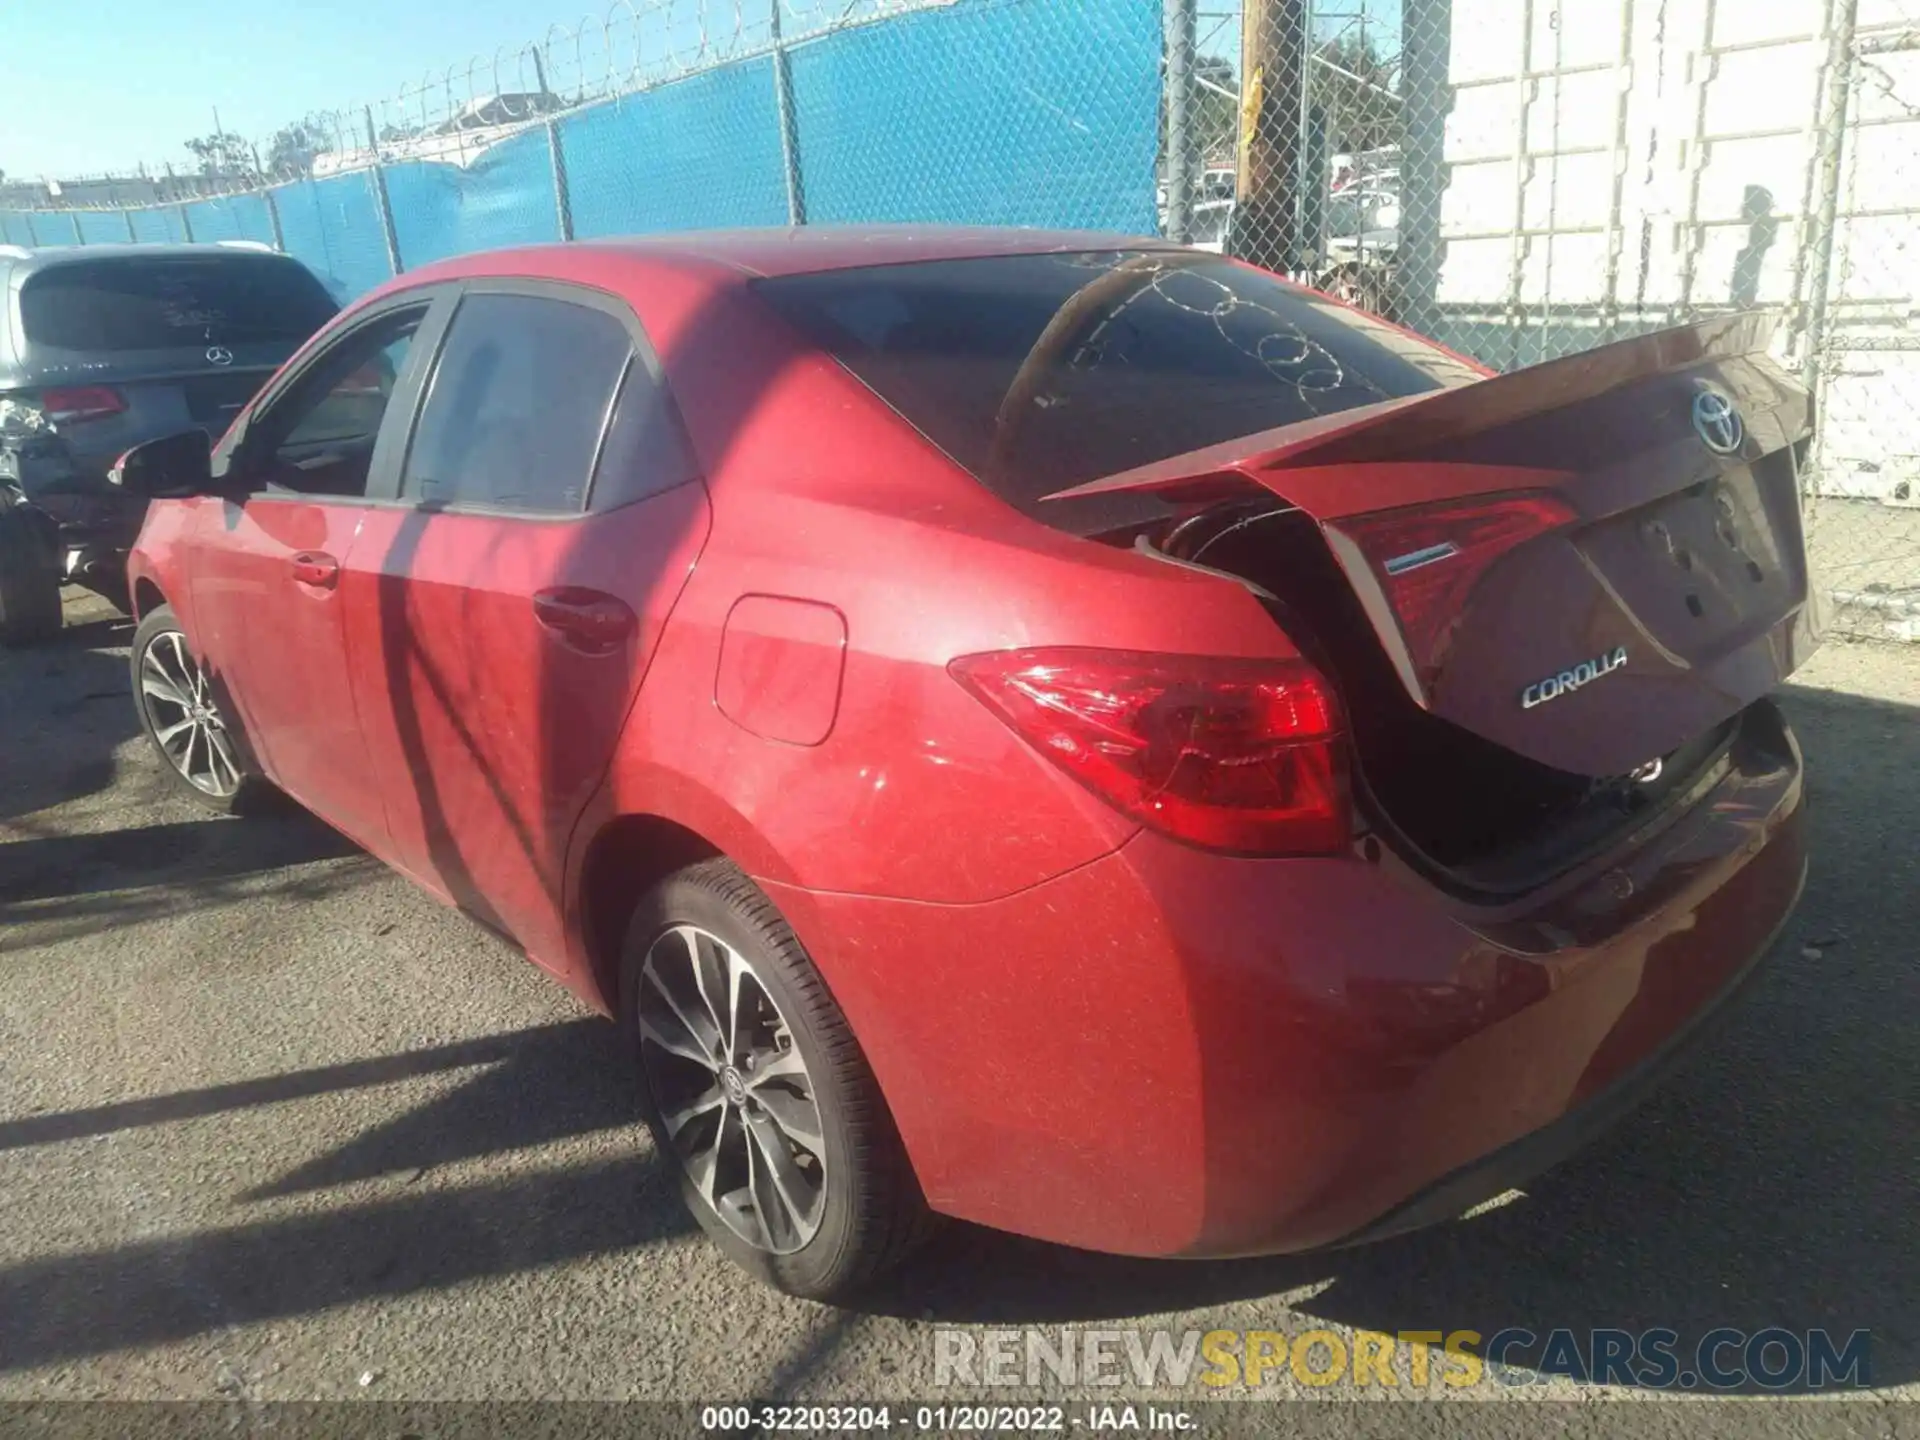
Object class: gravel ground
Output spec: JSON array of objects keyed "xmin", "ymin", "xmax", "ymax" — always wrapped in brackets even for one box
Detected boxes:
[{"xmin": 0, "ymin": 589, "xmax": 1915, "ymax": 1417}]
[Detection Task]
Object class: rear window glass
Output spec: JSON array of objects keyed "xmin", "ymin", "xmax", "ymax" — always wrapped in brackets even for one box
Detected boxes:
[
  {"xmin": 18, "ymin": 255, "xmax": 338, "ymax": 353},
  {"xmin": 755, "ymin": 251, "xmax": 1481, "ymax": 511}
]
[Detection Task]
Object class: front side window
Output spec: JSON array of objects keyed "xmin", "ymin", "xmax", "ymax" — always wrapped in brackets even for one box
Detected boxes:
[
  {"xmin": 400, "ymin": 292, "xmax": 633, "ymax": 515},
  {"xmin": 249, "ymin": 306, "xmax": 425, "ymax": 498}
]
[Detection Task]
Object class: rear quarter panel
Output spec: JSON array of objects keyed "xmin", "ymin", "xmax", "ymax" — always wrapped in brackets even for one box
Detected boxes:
[{"xmin": 588, "ymin": 270, "xmax": 1306, "ymax": 905}]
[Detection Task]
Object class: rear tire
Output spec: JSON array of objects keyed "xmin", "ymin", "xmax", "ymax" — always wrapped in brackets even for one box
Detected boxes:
[
  {"xmin": 620, "ymin": 859, "xmax": 934, "ymax": 1301},
  {"xmin": 131, "ymin": 603, "xmax": 264, "ymax": 814},
  {"xmin": 0, "ymin": 504, "xmax": 63, "ymax": 648}
]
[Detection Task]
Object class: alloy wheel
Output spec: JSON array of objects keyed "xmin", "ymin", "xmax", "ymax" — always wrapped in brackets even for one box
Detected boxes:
[
  {"xmin": 636, "ymin": 923, "xmax": 828, "ymax": 1255},
  {"xmin": 138, "ymin": 630, "xmax": 243, "ymax": 798}
]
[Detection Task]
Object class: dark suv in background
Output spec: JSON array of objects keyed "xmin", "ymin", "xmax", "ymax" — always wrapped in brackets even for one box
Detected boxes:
[{"xmin": 0, "ymin": 242, "xmax": 338, "ymax": 644}]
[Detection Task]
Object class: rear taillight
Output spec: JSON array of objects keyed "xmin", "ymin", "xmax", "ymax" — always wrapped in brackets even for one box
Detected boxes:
[
  {"xmin": 1336, "ymin": 491, "xmax": 1577, "ymax": 688},
  {"xmin": 38, "ymin": 386, "xmax": 127, "ymax": 424},
  {"xmin": 949, "ymin": 647, "xmax": 1349, "ymax": 856}
]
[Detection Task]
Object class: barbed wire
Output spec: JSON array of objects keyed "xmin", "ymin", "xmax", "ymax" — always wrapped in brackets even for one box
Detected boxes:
[{"xmin": 7, "ymin": 0, "xmax": 945, "ymax": 202}]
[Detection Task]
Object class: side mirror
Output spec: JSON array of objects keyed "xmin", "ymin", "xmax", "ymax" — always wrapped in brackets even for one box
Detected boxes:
[{"xmin": 109, "ymin": 429, "xmax": 214, "ymax": 500}]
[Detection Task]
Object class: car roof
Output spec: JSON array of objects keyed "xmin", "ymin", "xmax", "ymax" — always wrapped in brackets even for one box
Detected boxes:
[
  {"xmin": 397, "ymin": 225, "xmax": 1185, "ymax": 289},
  {"xmin": 606, "ymin": 225, "xmax": 1183, "ymax": 278},
  {"xmin": 0, "ymin": 242, "xmax": 297, "ymax": 278}
]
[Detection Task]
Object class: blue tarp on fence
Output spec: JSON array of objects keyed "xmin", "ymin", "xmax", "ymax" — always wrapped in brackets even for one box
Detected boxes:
[
  {"xmin": 561, "ymin": 57, "xmax": 792, "ymax": 240},
  {"xmin": 182, "ymin": 194, "xmax": 277, "ymax": 245},
  {"xmin": 274, "ymin": 175, "xmax": 399, "ymax": 301},
  {"xmin": 385, "ymin": 128, "xmax": 561, "ymax": 269},
  {"xmin": 76, "ymin": 211, "xmax": 130, "ymax": 245},
  {"xmin": 129, "ymin": 208, "xmax": 188, "ymax": 244},
  {"xmin": 0, "ymin": 0, "xmax": 1159, "ymax": 299},
  {"xmin": 790, "ymin": 0, "xmax": 1159, "ymax": 230}
]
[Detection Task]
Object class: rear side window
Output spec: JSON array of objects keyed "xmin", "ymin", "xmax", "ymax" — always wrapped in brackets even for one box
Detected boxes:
[
  {"xmin": 17, "ymin": 255, "xmax": 338, "ymax": 353},
  {"xmin": 588, "ymin": 355, "xmax": 704, "ymax": 510},
  {"xmin": 755, "ymin": 251, "xmax": 1482, "ymax": 512},
  {"xmin": 401, "ymin": 292, "xmax": 631, "ymax": 514}
]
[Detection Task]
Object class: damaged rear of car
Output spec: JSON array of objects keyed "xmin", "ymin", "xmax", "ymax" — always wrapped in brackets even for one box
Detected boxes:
[
  {"xmin": 0, "ymin": 243, "xmax": 337, "ymax": 644},
  {"xmin": 762, "ymin": 249, "xmax": 1815, "ymax": 902},
  {"xmin": 758, "ymin": 246, "xmax": 1814, "ymax": 1253},
  {"xmin": 1049, "ymin": 310, "xmax": 1817, "ymax": 903}
]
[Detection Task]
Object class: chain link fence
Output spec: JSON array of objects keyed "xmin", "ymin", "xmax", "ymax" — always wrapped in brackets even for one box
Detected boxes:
[
  {"xmin": 1, "ymin": 0, "xmax": 1914, "ymax": 637},
  {"xmin": 1166, "ymin": 0, "xmax": 1920, "ymax": 640}
]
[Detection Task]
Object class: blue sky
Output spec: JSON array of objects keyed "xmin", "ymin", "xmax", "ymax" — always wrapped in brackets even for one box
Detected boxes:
[{"xmin": 3, "ymin": 0, "xmax": 702, "ymax": 178}]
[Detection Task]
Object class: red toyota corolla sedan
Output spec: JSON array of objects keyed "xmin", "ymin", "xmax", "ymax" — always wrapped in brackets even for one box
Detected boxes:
[{"xmin": 114, "ymin": 228, "xmax": 1814, "ymax": 1300}]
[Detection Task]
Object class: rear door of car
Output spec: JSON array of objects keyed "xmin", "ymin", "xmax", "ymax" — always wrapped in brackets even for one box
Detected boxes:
[
  {"xmin": 10, "ymin": 250, "xmax": 339, "ymax": 479},
  {"xmin": 344, "ymin": 279, "xmax": 712, "ymax": 963}
]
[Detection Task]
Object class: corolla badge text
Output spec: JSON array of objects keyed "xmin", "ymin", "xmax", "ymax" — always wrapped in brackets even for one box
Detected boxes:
[{"xmin": 1521, "ymin": 645, "xmax": 1628, "ymax": 710}]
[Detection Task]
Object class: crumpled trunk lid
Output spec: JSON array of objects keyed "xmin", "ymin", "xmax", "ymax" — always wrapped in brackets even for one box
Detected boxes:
[{"xmin": 1049, "ymin": 314, "xmax": 1820, "ymax": 778}]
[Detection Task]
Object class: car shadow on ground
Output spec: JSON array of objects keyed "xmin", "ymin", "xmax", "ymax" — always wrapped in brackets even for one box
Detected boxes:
[
  {"xmin": 0, "ymin": 604, "xmax": 140, "ymax": 825},
  {"xmin": 0, "ymin": 1017, "xmax": 690, "ymax": 1373},
  {"xmin": 0, "ymin": 809, "xmax": 362, "ymax": 905},
  {"xmin": 2, "ymin": 592, "xmax": 367, "ymax": 912},
  {"xmin": 0, "ymin": 669, "xmax": 1909, "ymax": 1394},
  {"xmin": 855, "ymin": 679, "xmax": 1918, "ymax": 1395},
  {"xmin": 49, "ymin": 612, "xmax": 136, "ymax": 651}
]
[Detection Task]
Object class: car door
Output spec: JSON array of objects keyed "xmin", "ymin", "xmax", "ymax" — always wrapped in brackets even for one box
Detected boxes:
[
  {"xmin": 345, "ymin": 282, "xmax": 711, "ymax": 965},
  {"xmin": 185, "ymin": 291, "xmax": 453, "ymax": 852}
]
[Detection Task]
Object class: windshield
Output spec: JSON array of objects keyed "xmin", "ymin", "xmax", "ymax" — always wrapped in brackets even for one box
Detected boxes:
[
  {"xmin": 756, "ymin": 249, "xmax": 1479, "ymax": 512},
  {"xmin": 18, "ymin": 254, "xmax": 339, "ymax": 353}
]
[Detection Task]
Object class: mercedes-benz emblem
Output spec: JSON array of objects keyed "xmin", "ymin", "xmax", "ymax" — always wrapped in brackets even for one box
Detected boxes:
[
  {"xmin": 206, "ymin": 346, "xmax": 234, "ymax": 367},
  {"xmin": 1692, "ymin": 385, "xmax": 1743, "ymax": 455}
]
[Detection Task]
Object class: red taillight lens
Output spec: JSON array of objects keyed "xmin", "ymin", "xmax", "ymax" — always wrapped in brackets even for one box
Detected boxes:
[
  {"xmin": 39, "ymin": 386, "xmax": 127, "ymax": 424},
  {"xmin": 1336, "ymin": 491, "xmax": 1577, "ymax": 688},
  {"xmin": 949, "ymin": 647, "xmax": 1349, "ymax": 856}
]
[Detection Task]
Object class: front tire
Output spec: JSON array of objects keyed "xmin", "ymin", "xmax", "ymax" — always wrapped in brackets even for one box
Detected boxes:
[
  {"xmin": 621, "ymin": 859, "xmax": 932, "ymax": 1301},
  {"xmin": 131, "ymin": 603, "xmax": 262, "ymax": 813},
  {"xmin": 0, "ymin": 503, "xmax": 63, "ymax": 648}
]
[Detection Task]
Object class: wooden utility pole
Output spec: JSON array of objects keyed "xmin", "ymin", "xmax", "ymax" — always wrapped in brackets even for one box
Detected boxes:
[
  {"xmin": 1232, "ymin": 0, "xmax": 1312, "ymax": 272},
  {"xmin": 1397, "ymin": 0, "xmax": 1452, "ymax": 337}
]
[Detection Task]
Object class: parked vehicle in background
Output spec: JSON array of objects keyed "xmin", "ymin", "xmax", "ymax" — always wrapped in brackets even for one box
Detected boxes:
[
  {"xmin": 1162, "ymin": 167, "xmax": 1238, "ymax": 254},
  {"xmin": 1187, "ymin": 199, "xmax": 1235, "ymax": 254},
  {"xmin": 118, "ymin": 228, "xmax": 1814, "ymax": 1302},
  {"xmin": 1166, "ymin": 170, "xmax": 1403, "ymax": 320},
  {"xmin": 1317, "ymin": 186, "xmax": 1401, "ymax": 318},
  {"xmin": 0, "ymin": 242, "xmax": 338, "ymax": 644}
]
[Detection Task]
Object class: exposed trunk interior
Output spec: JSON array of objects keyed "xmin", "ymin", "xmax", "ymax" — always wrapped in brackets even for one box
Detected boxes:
[{"xmin": 1147, "ymin": 503, "xmax": 1738, "ymax": 894}]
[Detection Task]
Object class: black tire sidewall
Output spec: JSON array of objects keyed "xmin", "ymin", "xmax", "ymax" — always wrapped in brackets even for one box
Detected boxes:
[{"xmin": 619, "ymin": 867, "xmax": 870, "ymax": 1298}]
